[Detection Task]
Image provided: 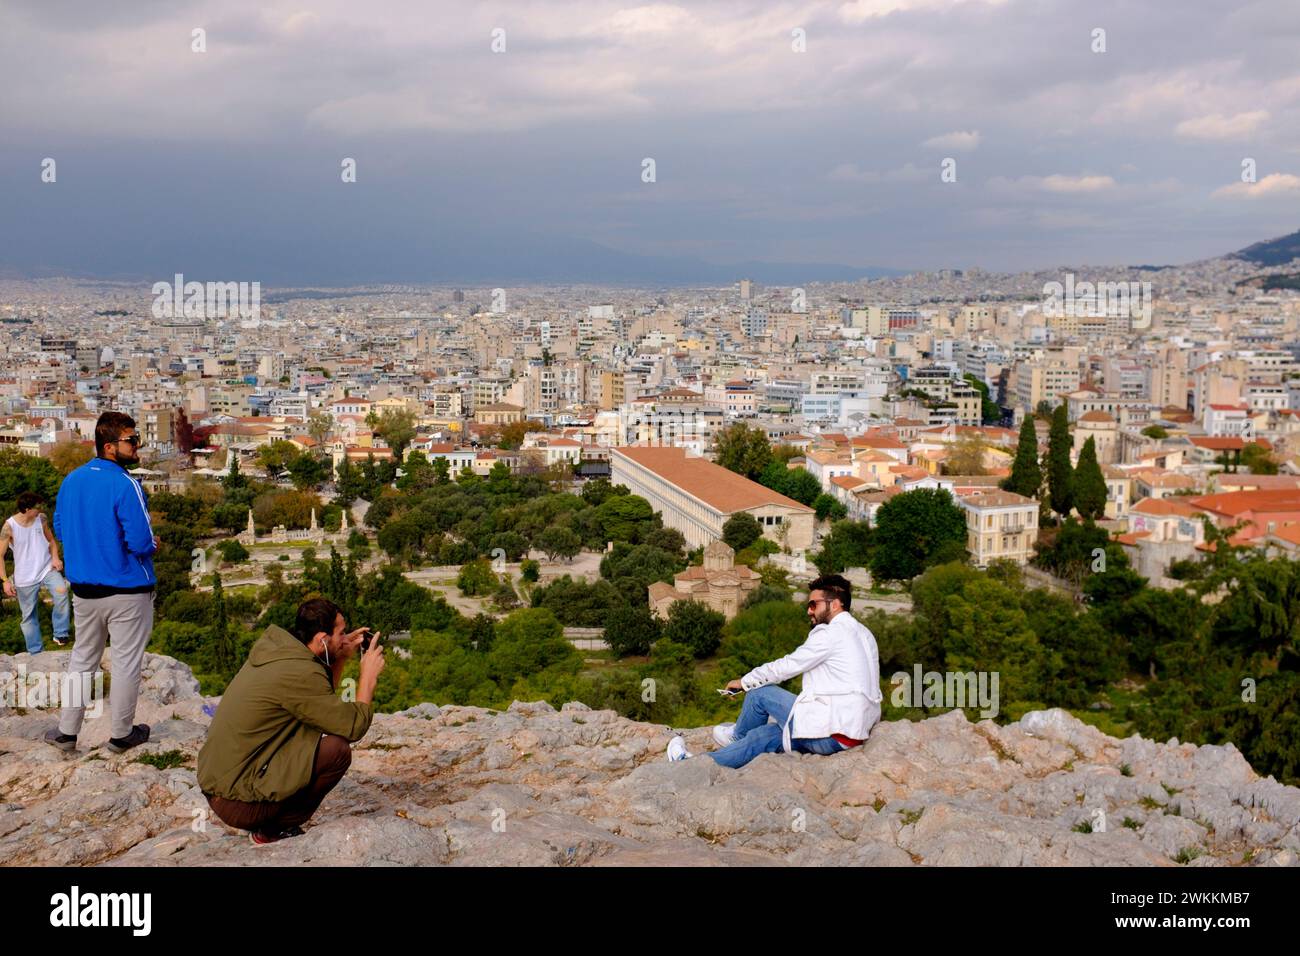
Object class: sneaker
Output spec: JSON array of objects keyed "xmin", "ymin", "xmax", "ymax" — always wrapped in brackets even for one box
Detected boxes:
[
  {"xmin": 712, "ymin": 723, "xmax": 737, "ymax": 747},
  {"xmin": 106, "ymin": 724, "xmax": 151, "ymax": 754},
  {"xmin": 666, "ymin": 735, "xmax": 693, "ymax": 762},
  {"xmin": 250, "ymin": 825, "xmax": 305, "ymax": 847},
  {"xmin": 44, "ymin": 728, "xmax": 77, "ymax": 752},
  {"xmin": 52, "ymin": 636, "xmax": 68, "ymax": 646}
]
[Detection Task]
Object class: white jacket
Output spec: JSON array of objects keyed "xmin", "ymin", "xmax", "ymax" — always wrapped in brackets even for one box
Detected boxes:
[{"xmin": 740, "ymin": 610, "xmax": 883, "ymax": 751}]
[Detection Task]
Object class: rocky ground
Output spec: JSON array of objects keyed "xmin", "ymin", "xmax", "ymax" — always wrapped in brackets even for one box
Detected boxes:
[{"xmin": 2, "ymin": 649, "xmax": 1298, "ymax": 867}]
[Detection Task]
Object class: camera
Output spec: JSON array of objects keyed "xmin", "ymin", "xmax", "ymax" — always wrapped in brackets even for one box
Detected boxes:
[{"xmin": 359, "ymin": 628, "xmax": 381, "ymax": 654}]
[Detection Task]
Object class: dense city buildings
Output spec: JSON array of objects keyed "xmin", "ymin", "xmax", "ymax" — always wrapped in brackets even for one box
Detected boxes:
[{"xmin": 3, "ymin": 243, "xmax": 1300, "ymax": 582}]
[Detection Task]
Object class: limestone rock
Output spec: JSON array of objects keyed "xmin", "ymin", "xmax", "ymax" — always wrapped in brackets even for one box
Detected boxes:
[{"xmin": 1, "ymin": 651, "xmax": 1297, "ymax": 867}]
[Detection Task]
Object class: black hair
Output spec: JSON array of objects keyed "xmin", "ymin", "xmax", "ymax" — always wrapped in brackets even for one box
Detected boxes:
[
  {"xmin": 16, "ymin": 491, "xmax": 43, "ymax": 512},
  {"xmin": 294, "ymin": 597, "xmax": 343, "ymax": 645},
  {"xmin": 94, "ymin": 411, "xmax": 137, "ymax": 456},
  {"xmin": 808, "ymin": 573, "xmax": 852, "ymax": 611}
]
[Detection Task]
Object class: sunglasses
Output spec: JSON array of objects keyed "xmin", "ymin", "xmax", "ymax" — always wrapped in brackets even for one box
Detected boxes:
[
  {"xmin": 806, "ymin": 598, "xmax": 828, "ymax": 609},
  {"xmin": 117, "ymin": 435, "xmax": 141, "ymax": 446}
]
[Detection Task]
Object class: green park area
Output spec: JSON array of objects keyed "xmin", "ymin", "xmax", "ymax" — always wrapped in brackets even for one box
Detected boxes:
[{"xmin": 3, "ymin": 444, "xmax": 1299, "ymax": 786}]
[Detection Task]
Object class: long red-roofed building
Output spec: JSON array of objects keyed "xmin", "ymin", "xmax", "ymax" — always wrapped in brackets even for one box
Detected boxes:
[{"xmin": 610, "ymin": 445, "xmax": 814, "ymax": 550}]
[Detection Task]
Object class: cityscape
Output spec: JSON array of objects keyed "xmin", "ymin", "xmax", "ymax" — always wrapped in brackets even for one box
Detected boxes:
[{"xmin": 5, "ymin": 238, "xmax": 1300, "ymax": 590}]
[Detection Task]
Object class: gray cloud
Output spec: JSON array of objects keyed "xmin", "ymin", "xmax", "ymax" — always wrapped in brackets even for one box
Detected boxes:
[{"xmin": 1, "ymin": 0, "xmax": 1298, "ymax": 280}]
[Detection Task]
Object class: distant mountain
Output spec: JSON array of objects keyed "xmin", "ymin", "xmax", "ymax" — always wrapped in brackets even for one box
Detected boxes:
[
  {"xmin": 1235, "ymin": 272, "xmax": 1300, "ymax": 293},
  {"xmin": 0, "ymin": 230, "xmax": 903, "ymax": 289},
  {"xmin": 1229, "ymin": 228, "xmax": 1300, "ymax": 267}
]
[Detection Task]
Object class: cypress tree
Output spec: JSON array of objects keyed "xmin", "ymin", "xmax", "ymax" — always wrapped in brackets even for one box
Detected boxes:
[
  {"xmin": 1047, "ymin": 404, "xmax": 1074, "ymax": 519},
  {"xmin": 1003, "ymin": 416, "xmax": 1042, "ymax": 498},
  {"xmin": 211, "ymin": 572, "xmax": 235, "ymax": 675},
  {"xmin": 222, "ymin": 454, "xmax": 246, "ymax": 490},
  {"xmin": 1073, "ymin": 436, "xmax": 1108, "ymax": 521}
]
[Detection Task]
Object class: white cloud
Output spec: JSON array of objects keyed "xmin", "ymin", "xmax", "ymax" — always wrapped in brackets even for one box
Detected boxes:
[
  {"xmin": 597, "ymin": 4, "xmax": 695, "ymax": 38},
  {"xmin": 1040, "ymin": 174, "xmax": 1115, "ymax": 193},
  {"xmin": 839, "ymin": 0, "xmax": 1008, "ymax": 23},
  {"xmin": 988, "ymin": 174, "xmax": 1117, "ymax": 194},
  {"xmin": 922, "ymin": 130, "xmax": 980, "ymax": 151},
  {"xmin": 1084, "ymin": 64, "xmax": 1253, "ymax": 131},
  {"xmin": 279, "ymin": 11, "xmax": 320, "ymax": 35},
  {"xmin": 1176, "ymin": 110, "xmax": 1269, "ymax": 140},
  {"xmin": 3, "ymin": 0, "xmax": 1299, "ymax": 272},
  {"xmin": 1213, "ymin": 173, "xmax": 1300, "ymax": 199},
  {"xmin": 828, "ymin": 162, "xmax": 929, "ymax": 183}
]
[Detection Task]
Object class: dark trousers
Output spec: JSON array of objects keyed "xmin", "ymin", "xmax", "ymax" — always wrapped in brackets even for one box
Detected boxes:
[{"xmin": 207, "ymin": 734, "xmax": 352, "ymax": 833}]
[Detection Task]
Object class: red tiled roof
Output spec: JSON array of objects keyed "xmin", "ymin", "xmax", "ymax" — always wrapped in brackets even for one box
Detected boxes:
[
  {"xmin": 1189, "ymin": 437, "xmax": 1246, "ymax": 451},
  {"xmin": 851, "ymin": 435, "xmax": 907, "ymax": 450},
  {"xmin": 1188, "ymin": 489, "xmax": 1300, "ymax": 517},
  {"xmin": 1216, "ymin": 474, "xmax": 1300, "ymax": 491},
  {"xmin": 1113, "ymin": 531, "xmax": 1151, "ymax": 546},
  {"xmin": 1131, "ymin": 497, "xmax": 1202, "ymax": 517},
  {"xmin": 209, "ymin": 423, "xmax": 274, "ymax": 436},
  {"xmin": 613, "ymin": 446, "xmax": 813, "ymax": 514},
  {"xmin": 1268, "ymin": 524, "xmax": 1300, "ymax": 545}
]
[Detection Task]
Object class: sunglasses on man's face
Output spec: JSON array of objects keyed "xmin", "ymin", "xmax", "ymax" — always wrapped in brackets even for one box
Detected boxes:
[
  {"xmin": 118, "ymin": 435, "xmax": 141, "ymax": 446},
  {"xmin": 807, "ymin": 598, "xmax": 828, "ymax": 609}
]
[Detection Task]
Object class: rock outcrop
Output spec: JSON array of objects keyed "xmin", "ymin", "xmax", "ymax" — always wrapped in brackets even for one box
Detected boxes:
[{"xmin": 2, "ymin": 650, "xmax": 1297, "ymax": 866}]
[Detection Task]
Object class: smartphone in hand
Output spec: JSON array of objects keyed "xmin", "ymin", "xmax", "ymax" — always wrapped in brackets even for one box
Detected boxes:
[{"xmin": 717, "ymin": 688, "xmax": 740, "ymax": 697}]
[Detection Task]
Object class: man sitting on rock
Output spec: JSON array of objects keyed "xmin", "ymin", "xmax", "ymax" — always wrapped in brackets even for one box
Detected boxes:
[
  {"xmin": 667, "ymin": 574, "xmax": 882, "ymax": 769},
  {"xmin": 197, "ymin": 597, "xmax": 385, "ymax": 846}
]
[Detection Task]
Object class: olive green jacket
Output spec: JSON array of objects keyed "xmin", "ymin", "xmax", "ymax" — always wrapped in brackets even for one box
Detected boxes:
[{"xmin": 197, "ymin": 625, "xmax": 373, "ymax": 803}]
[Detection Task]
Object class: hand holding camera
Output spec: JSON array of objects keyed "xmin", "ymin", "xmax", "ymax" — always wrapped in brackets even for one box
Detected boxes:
[{"xmin": 357, "ymin": 628, "xmax": 386, "ymax": 685}]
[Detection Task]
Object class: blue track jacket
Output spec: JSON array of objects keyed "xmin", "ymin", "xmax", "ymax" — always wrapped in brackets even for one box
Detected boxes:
[{"xmin": 53, "ymin": 457, "xmax": 157, "ymax": 591}]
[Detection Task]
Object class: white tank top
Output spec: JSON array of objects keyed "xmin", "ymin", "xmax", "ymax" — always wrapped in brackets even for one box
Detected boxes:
[{"xmin": 6, "ymin": 514, "xmax": 53, "ymax": 588}]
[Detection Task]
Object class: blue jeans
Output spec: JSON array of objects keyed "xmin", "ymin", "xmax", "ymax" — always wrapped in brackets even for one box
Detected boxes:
[
  {"xmin": 708, "ymin": 684, "xmax": 846, "ymax": 769},
  {"xmin": 16, "ymin": 568, "xmax": 71, "ymax": 654}
]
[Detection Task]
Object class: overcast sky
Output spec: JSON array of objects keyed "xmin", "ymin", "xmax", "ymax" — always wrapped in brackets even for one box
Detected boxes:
[{"xmin": 2, "ymin": 0, "xmax": 1298, "ymax": 284}]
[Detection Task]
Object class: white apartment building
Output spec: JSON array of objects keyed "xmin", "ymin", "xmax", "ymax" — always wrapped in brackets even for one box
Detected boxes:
[
  {"xmin": 804, "ymin": 448, "xmax": 856, "ymax": 490},
  {"xmin": 328, "ymin": 397, "xmax": 373, "ymax": 417},
  {"xmin": 1245, "ymin": 382, "xmax": 1287, "ymax": 413},
  {"xmin": 618, "ymin": 401, "xmax": 724, "ymax": 455},
  {"xmin": 521, "ymin": 435, "xmax": 583, "ymax": 468},
  {"xmin": 810, "ymin": 369, "xmax": 867, "ymax": 395},
  {"xmin": 1203, "ymin": 403, "xmax": 1251, "ymax": 437},
  {"xmin": 1014, "ymin": 360, "xmax": 1081, "ymax": 412}
]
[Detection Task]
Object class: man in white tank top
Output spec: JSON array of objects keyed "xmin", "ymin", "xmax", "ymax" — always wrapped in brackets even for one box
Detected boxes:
[{"xmin": 1, "ymin": 491, "xmax": 71, "ymax": 653}]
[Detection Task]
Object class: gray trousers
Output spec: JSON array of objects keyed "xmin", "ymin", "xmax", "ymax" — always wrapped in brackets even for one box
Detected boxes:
[{"xmin": 59, "ymin": 591, "xmax": 155, "ymax": 740}]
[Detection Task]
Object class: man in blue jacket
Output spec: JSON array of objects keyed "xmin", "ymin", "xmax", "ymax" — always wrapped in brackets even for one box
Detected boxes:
[{"xmin": 46, "ymin": 412, "xmax": 158, "ymax": 754}]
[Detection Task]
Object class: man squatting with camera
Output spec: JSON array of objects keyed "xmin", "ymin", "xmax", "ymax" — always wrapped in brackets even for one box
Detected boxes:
[{"xmin": 197, "ymin": 597, "xmax": 385, "ymax": 846}]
